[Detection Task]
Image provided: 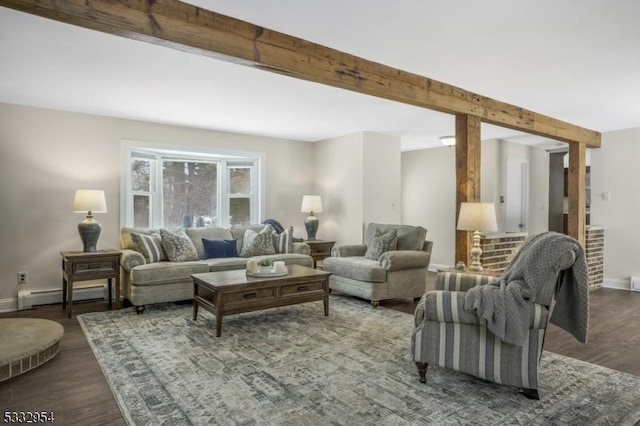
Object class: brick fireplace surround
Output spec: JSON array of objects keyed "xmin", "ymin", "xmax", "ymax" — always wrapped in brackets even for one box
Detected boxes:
[{"xmin": 479, "ymin": 227, "xmax": 604, "ymax": 290}]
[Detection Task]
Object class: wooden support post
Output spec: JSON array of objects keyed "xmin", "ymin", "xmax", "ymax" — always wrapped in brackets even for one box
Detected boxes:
[
  {"xmin": 455, "ymin": 114, "xmax": 482, "ymax": 265},
  {"xmin": 567, "ymin": 143, "xmax": 586, "ymax": 245}
]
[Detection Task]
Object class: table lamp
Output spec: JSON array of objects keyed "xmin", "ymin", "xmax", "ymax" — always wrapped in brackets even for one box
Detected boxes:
[
  {"xmin": 456, "ymin": 202, "xmax": 498, "ymax": 271},
  {"xmin": 73, "ymin": 189, "xmax": 107, "ymax": 252},
  {"xmin": 301, "ymin": 195, "xmax": 323, "ymax": 241}
]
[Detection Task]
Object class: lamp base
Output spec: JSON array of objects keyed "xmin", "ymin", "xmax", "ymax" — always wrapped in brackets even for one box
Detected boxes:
[
  {"xmin": 78, "ymin": 216, "xmax": 102, "ymax": 252},
  {"xmin": 304, "ymin": 214, "xmax": 319, "ymax": 241},
  {"xmin": 467, "ymin": 230, "xmax": 484, "ymax": 271},
  {"xmin": 467, "ymin": 264, "xmax": 484, "ymax": 272}
]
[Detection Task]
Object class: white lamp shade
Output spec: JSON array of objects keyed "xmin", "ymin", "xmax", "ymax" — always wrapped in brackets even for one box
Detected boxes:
[
  {"xmin": 301, "ymin": 195, "xmax": 323, "ymax": 213},
  {"xmin": 457, "ymin": 202, "xmax": 497, "ymax": 232},
  {"xmin": 73, "ymin": 189, "xmax": 107, "ymax": 213}
]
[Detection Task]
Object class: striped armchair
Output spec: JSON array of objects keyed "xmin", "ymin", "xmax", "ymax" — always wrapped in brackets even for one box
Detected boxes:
[{"xmin": 411, "ymin": 238, "xmax": 580, "ymax": 400}]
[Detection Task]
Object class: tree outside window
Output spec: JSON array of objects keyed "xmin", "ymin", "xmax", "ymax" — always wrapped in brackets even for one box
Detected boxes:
[{"xmin": 163, "ymin": 161, "xmax": 218, "ymax": 229}]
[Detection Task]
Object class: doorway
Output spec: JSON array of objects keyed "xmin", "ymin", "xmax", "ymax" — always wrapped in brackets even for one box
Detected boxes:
[{"xmin": 504, "ymin": 158, "xmax": 529, "ymax": 232}]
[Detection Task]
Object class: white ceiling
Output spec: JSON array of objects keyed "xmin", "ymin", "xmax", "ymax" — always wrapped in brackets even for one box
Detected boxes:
[{"xmin": 1, "ymin": 1, "xmax": 639, "ymax": 151}]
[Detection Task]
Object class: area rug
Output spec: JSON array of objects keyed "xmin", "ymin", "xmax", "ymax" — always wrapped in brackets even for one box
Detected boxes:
[{"xmin": 78, "ymin": 297, "xmax": 640, "ymax": 425}]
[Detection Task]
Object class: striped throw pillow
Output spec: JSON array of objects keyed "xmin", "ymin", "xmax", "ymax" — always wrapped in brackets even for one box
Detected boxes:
[
  {"xmin": 273, "ymin": 225, "xmax": 294, "ymax": 253},
  {"xmin": 131, "ymin": 232, "xmax": 166, "ymax": 263}
]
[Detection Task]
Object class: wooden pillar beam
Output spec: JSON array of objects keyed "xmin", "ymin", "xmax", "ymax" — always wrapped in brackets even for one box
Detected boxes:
[
  {"xmin": 567, "ymin": 143, "xmax": 586, "ymax": 245},
  {"xmin": 455, "ymin": 114, "xmax": 482, "ymax": 265}
]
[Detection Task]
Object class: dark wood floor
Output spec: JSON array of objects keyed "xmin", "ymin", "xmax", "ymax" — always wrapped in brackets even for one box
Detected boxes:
[
  {"xmin": 0, "ymin": 301, "xmax": 126, "ymax": 425},
  {"xmin": 1, "ymin": 285, "xmax": 638, "ymax": 425},
  {"xmin": 383, "ymin": 287, "xmax": 640, "ymax": 377}
]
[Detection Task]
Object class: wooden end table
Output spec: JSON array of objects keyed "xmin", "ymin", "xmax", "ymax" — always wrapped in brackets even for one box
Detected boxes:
[
  {"xmin": 304, "ymin": 240, "xmax": 335, "ymax": 269},
  {"xmin": 60, "ymin": 250, "xmax": 121, "ymax": 318},
  {"xmin": 192, "ymin": 265, "xmax": 330, "ymax": 337}
]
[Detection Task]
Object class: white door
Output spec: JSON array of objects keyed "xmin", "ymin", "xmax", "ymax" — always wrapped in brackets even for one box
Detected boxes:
[{"xmin": 505, "ymin": 159, "xmax": 528, "ymax": 232}]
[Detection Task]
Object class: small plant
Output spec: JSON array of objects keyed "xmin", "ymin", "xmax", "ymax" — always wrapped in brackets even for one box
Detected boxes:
[{"xmin": 259, "ymin": 258, "xmax": 273, "ymax": 267}]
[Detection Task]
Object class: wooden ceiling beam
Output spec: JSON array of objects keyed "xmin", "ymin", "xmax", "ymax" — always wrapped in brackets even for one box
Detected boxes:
[{"xmin": 0, "ymin": 0, "xmax": 601, "ymax": 147}]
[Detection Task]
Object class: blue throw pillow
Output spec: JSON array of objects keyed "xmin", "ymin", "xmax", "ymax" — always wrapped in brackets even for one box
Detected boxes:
[{"xmin": 202, "ymin": 238, "xmax": 238, "ymax": 259}]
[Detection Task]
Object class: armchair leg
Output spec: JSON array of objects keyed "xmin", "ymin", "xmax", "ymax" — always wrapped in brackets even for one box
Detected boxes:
[
  {"xmin": 520, "ymin": 388, "xmax": 539, "ymax": 400},
  {"xmin": 416, "ymin": 362, "xmax": 428, "ymax": 383}
]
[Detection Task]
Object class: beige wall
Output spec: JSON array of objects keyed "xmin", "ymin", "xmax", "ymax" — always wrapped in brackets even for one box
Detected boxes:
[
  {"xmin": 401, "ymin": 146, "xmax": 456, "ymax": 268},
  {"xmin": 0, "ymin": 102, "xmax": 314, "ymax": 308},
  {"xmin": 590, "ymin": 127, "xmax": 640, "ymax": 285},
  {"xmin": 401, "ymin": 139, "xmax": 550, "ymax": 269},
  {"xmin": 528, "ymin": 145, "xmax": 550, "ymax": 235},
  {"xmin": 363, "ymin": 132, "xmax": 402, "ymax": 225},
  {"xmin": 314, "ymin": 131, "xmax": 402, "ymax": 246},
  {"xmin": 313, "ymin": 133, "xmax": 364, "ymax": 245},
  {"xmin": 402, "ymin": 129, "xmax": 640, "ymax": 289},
  {"xmin": 3, "ymin": 99, "xmax": 634, "ymax": 310}
]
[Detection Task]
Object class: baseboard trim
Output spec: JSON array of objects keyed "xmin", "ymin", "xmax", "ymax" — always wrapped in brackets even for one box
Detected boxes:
[
  {"xmin": 603, "ymin": 277, "xmax": 631, "ymax": 291},
  {"xmin": 8, "ymin": 285, "xmax": 109, "ymax": 313},
  {"xmin": 0, "ymin": 298, "xmax": 18, "ymax": 313}
]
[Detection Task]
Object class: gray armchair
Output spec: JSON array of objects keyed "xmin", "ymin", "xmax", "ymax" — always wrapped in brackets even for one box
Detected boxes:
[
  {"xmin": 323, "ymin": 223, "xmax": 433, "ymax": 307},
  {"xmin": 410, "ymin": 232, "xmax": 589, "ymax": 399}
]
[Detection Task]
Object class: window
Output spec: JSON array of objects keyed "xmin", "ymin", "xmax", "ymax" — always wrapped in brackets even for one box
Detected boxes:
[
  {"xmin": 122, "ymin": 144, "xmax": 262, "ymax": 229},
  {"xmin": 228, "ymin": 165, "xmax": 253, "ymax": 226}
]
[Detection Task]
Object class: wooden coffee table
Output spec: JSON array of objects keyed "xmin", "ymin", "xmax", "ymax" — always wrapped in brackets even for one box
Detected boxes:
[{"xmin": 192, "ymin": 264, "xmax": 331, "ymax": 337}]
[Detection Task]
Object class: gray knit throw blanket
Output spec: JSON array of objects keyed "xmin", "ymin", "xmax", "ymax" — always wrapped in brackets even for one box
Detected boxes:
[{"xmin": 464, "ymin": 232, "xmax": 589, "ymax": 346}]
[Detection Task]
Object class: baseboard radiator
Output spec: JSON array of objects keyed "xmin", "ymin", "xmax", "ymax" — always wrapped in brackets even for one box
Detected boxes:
[{"xmin": 17, "ymin": 285, "xmax": 108, "ymax": 310}]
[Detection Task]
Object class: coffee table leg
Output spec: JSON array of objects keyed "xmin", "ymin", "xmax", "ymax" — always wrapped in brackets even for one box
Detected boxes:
[
  {"xmin": 107, "ymin": 278, "xmax": 113, "ymax": 308},
  {"xmin": 193, "ymin": 301, "xmax": 198, "ymax": 321},
  {"xmin": 323, "ymin": 278, "xmax": 330, "ymax": 316},
  {"xmin": 192, "ymin": 282, "xmax": 199, "ymax": 320},
  {"xmin": 216, "ymin": 311, "xmax": 223, "ymax": 337}
]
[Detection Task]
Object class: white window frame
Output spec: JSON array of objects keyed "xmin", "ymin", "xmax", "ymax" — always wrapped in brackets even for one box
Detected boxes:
[
  {"xmin": 120, "ymin": 140, "xmax": 264, "ymax": 229},
  {"xmin": 225, "ymin": 162, "xmax": 257, "ymax": 226}
]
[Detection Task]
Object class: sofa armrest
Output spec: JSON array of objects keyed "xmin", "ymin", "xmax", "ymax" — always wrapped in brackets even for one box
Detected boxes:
[
  {"xmin": 414, "ymin": 294, "xmax": 427, "ymax": 326},
  {"xmin": 435, "ymin": 270, "xmax": 498, "ymax": 292},
  {"xmin": 416, "ymin": 290, "xmax": 550, "ymax": 330},
  {"xmin": 414, "ymin": 292, "xmax": 480, "ymax": 327},
  {"xmin": 331, "ymin": 244, "xmax": 367, "ymax": 257},
  {"xmin": 422, "ymin": 291, "xmax": 483, "ymax": 325},
  {"xmin": 120, "ymin": 249, "xmax": 146, "ymax": 271},
  {"xmin": 379, "ymin": 250, "xmax": 430, "ymax": 271},
  {"xmin": 292, "ymin": 242, "xmax": 310, "ymax": 255}
]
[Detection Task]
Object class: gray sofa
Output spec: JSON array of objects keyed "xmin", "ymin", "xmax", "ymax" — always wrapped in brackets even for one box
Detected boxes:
[
  {"xmin": 120, "ymin": 224, "xmax": 313, "ymax": 312},
  {"xmin": 323, "ymin": 223, "xmax": 433, "ymax": 307}
]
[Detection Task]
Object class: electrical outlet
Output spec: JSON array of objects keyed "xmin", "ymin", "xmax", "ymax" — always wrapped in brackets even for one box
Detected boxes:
[{"xmin": 17, "ymin": 271, "xmax": 28, "ymax": 284}]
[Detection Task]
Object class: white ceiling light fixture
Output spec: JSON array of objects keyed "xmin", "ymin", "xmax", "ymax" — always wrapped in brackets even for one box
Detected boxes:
[{"xmin": 440, "ymin": 136, "xmax": 456, "ymax": 146}]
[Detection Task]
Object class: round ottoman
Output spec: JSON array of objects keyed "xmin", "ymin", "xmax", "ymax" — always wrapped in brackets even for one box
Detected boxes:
[{"xmin": 0, "ymin": 318, "xmax": 64, "ymax": 381}]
